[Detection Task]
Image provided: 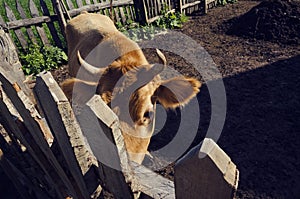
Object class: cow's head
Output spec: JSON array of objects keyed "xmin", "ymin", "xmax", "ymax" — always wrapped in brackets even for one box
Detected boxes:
[{"xmin": 61, "ymin": 49, "xmax": 201, "ymax": 163}]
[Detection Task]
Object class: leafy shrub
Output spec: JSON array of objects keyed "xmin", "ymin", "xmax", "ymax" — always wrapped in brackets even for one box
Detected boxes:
[
  {"xmin": 116, "ymin": 20, "xmax": 161, "ymax": 41},
  {"xmin": 154, "ymin": 4, "xmax": 189, "ymax": 29},
  {"xmin": 217, "ymin": 0, "xmax": 238, "ymax": 6},
  {"xmin": 155, "ymin": 11, "xmax": 189, "ymax": 29},
  {"xmin": 20, "ymin": 44, "xmax": 67, "ymax": 76},
  {"xmin": 116, "ymin": 5, "xmax": 188, "ymax": 41}
]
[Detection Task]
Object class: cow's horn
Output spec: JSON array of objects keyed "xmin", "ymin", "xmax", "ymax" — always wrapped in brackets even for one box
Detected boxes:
[
  {"xmin": 77, "ymin": 51, "xmax": 104, "ymax": 75},
  {"xmin": 156, "ymin": 49, "xmax": 167, "ymax": 66}
]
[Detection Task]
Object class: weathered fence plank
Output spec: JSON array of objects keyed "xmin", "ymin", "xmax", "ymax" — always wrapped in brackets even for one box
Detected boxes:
[
  {"xmin": 119, "ymin": 7, "xmax": 127, "ymax": 24},
  {"xmin": 0, "ymin": 87, "xmax": 62, "ymax": 198},
  {"xmin": 66, "ymin": 0, "xmax": 75, "ymax": 10},
  {"xmin": 67, "ymin": 0, "xmax": 134, "ymax": 18},
  {"xmin": 0, "ymin": 28, "xmax": 33, "ymax": 98},
  {"xmin": 29, "ymin": 0, "xmax": 51, "ymax": 46},
  {"xmin": 34, "ymin": 72, "xmax": 101, "ymax": 198},
  {"xmin": 86, "ymin": 95, "xmax": 178, "ymax": 198},
  {"xmin": 0, "ymin": 69, "xmax": 79, "ymax": 198},
  {"xmin": 39, "ymin": 0, "xmax": 64, "ymax": 49},
  {"xmin": 84, "ymin": 95, "xmax": 135, "ymax": 198},
  {"xmin": 131, "ymin": 161, "xmax": 175, "ymax": 199},
  {"xmin": 4, "ymin": 15, "xmax": 56, "ymax": 30},
  {"xmin": 4, "ymin": 3, "xmax": 28, "ymax": 49},
  {"xmin": 52, "ymin": 0, "xmax": 68, "ymax": 39},
  {"xmin": 133, "ymin": 0, "xmax": 148, "ymax": 24},
  {"xmin": 76, "ymin": 0, "xmax": 84, "ymax": 8},
  {"xmin": 174, "ymin": 138, "xmax": 239, "ymax": 199},
  {"xmin": 0, "ymin": 15, "xmax": 5, "ymax": 26},
  {"xmin": 16, "ymin": 0, "xmax": 38, "ymax": 44},
  {"xmin": 0, "ymin": 149, "xmax": 33, "ymax": 199},
  {"xmin": 0, "ymin": 91, "xmax": 53, "ymax": 199}
]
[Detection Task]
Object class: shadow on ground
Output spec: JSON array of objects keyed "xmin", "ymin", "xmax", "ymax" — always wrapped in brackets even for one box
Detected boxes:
[{"xmin": 149, "ymin": 55, "xmax": 300, "ymax": 199}]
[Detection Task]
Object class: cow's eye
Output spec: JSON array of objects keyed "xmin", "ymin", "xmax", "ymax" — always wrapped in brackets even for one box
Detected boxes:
[{"xmin": 144, "ymin": 111, "xmax": 154, "ymax": 120}]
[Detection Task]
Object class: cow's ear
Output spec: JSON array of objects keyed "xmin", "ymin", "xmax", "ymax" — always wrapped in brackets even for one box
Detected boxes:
[
  {"xmin": 155, "ymin": 77, "xmax": 201, "ymax": 109},
  {"xmin": 61, "ymin": 78, "xmax": 98, "ymax": 104}
]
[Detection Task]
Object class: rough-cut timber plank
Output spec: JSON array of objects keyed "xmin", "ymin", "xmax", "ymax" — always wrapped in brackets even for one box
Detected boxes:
[
  {"xmin": 76, "ymin": 0, "xmax": 84, "ymax": 8},
  {"xmin": 16, "ymin": 0, "xmax": 37, "ymax": 44},
  {"xmin": 4, "ymin": 3, "xmax": 28, "ymax": 49},
  {"xmin": 0, "ymin": 90, "xmax": 55, "ymax": 198},
  {"xmin": 66, "ymin": 0, "xmax": 75, "ymax": 10},
  {"xmin": 0, "ymin": 149, "xmax": 33, "ymax": 199},
  {"xmin": 52, "ymin": 0, "xmax": 67, "ymax": 38},
  {"xmin": 68, "ymin": 0, "xmax": 134, "ymax": 18},
  {"xmin": 34, "ymin": 72, "xmax": 100, "ymax": 198},
  {"xmin": 174, "ymin": 138, "xmax": 239, "ymax": 199},
  {"xmin": 119, "ymin": 7, "xmax": 127, "ymax": 24},
  {"xmin": 0, "ymin": 87, "xmax": 61, "ymax": 198},
  {"xmin": 40, "ymin": 0, "xmax": 64, "ymax": 49},
  {"xmin": 131, "ymin": 161, "xmax": 175, "ymax": 199},
  {"xmin": 83, "ymin": 95, "xmax": 134, "ymax": 198},
  {"xmin": 29, "ymin": 0, "xmax": 50, "ymax": 46},
  {"xmin": 0, "ymin": 29, "xmax": 19, "ymax": 65},
  {"xmin": 125, "ymin": 5, "xmax": 134, "ymax": 21},
  {"xmin": 0, "ymin": 69, "xmax": 78, "ymax": 198},
  {"xmin": 0, "ymin": 15, "xmax": 5, "ymax": 26},
  {"xmin": 113, "ymin": 7, "xmax": 120, "ymax": 23},
  {"xmin": 5, "ymin": 15, "xmax": 57, "ymax": 30},
  {"xmin": 0, "ymin": 29, "xmax": 33, "ymax": 98},
  {"xmin": 133, "ymin": 0, "xmax": 148, "ymax": 24},
  {"xmin": 181, "ymin": 0, "xmax": 201, "ymax": 10}
]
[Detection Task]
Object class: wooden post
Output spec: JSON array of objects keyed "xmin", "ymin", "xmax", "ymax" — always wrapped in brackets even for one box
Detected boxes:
[
  {"xmin": 133, "ymin": 0, "xmax": 148, "ymax": 24},
  {"xmin": 0, "ymin": 149, "xmax": 34, "ymax": 199},
  {"xmin": 179, "ymin": 0, "xmax": 183, "ymax": 13},
  {"xmin": 34, "ymin": 72, "xmax": 101, "ymax": 199},
  {"xmin": 86, "ymin": 95, "xmax": 176, "ymax": 198},
  {"xmin": 0, "ymin": 69, "xmax": 80, "ymax": 198},
  {"xmin": 174, "ymin": 138, "xmax": 239, "ymax": 199},
  {"xmin": 83, "ymin": 95, "xmax": 134, "ymax": 198},
  {"xmin": 204, "ymin": 0, "xmax": 208, "ymax": 14},
  {"xmin": 52, "ymin": 0, "xmax": 68, "ymax": 38},
  {"xmin": 0, "ymin": 28, "xmax": 33, "ymax": 101}
]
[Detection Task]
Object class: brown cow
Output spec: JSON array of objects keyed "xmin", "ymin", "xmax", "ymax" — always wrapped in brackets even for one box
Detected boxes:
[{"xmin": 61, "ymin": 12, "xmax": 201, "ymax": 164}]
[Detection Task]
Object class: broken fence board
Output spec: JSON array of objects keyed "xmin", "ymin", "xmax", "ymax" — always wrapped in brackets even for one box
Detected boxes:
[
  {"xmin": 0, "ymin": 87, "xmax": 62, "ymax": 198},
  {"xmin": 0, "ymin": 149, "xmax": 35, "ymax": 199},
  {"xmin": 81, "ymin": 95, "xmax": 134, "ymax": 198},
  {"xmin": 34, "ymin": 71, "xmax": 99, "ymax": 198},
  {"xmin": 0, "ymin": 69, "xmax": 78, "ymax": 198},
  {"xmin": 131, "ymin": 161, "xmax": 175, "ymax": 199},
  {"xmin": 174, "ymin": 138, "xmax": 239, "ymax": 199},
  {"xmin": 87, "ymin": 95, "xmax": 176, "ymax": 198}
]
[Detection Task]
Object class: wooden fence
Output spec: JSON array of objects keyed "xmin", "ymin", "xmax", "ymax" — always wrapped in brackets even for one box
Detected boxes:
[
  {"xmin": 0, "ymin": 0, "xmax": 217, "ymax": 52},
  {"xmin": 0, "ymin": 27, "xmax": 238, "ymax": 199}
]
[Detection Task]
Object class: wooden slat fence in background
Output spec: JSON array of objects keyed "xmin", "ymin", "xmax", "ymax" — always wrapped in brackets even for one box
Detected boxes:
[
  {"xmin": 0, "ymin": 0, "xmax": 137, "ymax": 52},
  {"xmin": 0, "ymin": 0, "xmax": 64, "ymax": 51},
  {"xmin": 0, "ymin": 0, "xmax": 217, "ymax": 53}
]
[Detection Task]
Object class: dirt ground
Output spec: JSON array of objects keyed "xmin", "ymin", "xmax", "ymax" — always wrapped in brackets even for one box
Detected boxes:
[
  {"xmin": 1, "ymin": 0, "xmax": 300, "ymax": 198},
  {"xmin": 144, "ymin": 1, "xmax": 300, "ymax": 199}
]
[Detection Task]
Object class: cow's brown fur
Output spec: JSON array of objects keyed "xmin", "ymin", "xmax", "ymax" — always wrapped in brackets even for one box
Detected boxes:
[{"xmin": 61, "ymin": 12, "xmax": 201, "ymax": 163}]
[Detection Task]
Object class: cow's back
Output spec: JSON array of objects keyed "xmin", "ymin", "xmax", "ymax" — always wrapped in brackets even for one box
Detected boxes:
[{"xmin": 66, "ymin": 12, "xmax": 118, "ymax": 76}]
